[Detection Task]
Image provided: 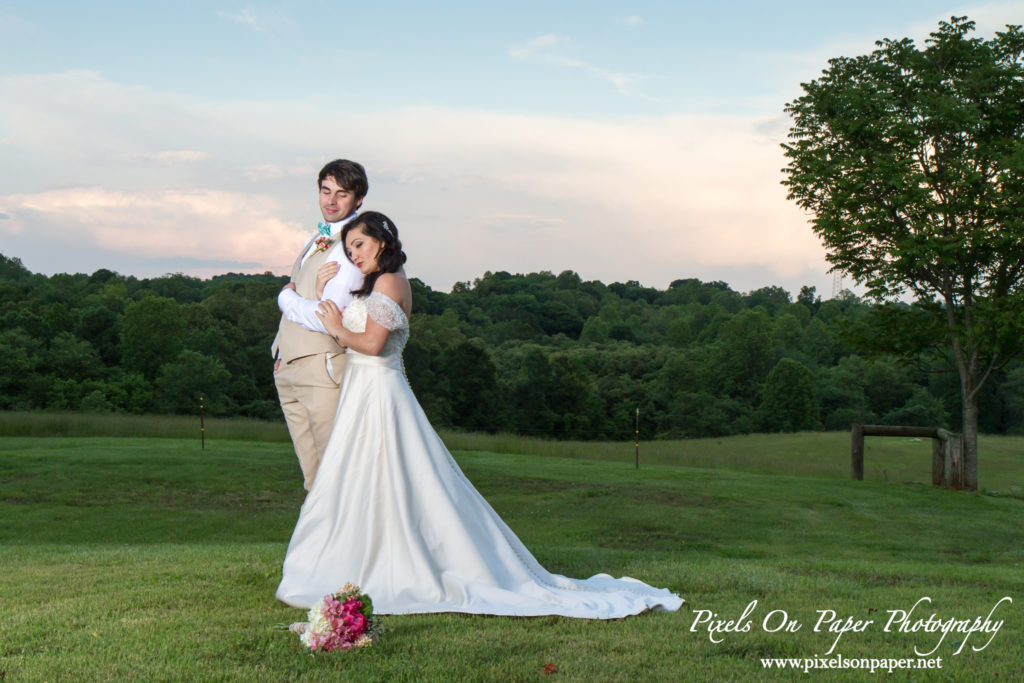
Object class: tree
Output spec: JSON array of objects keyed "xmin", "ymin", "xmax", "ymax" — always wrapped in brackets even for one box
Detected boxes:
[
  {"xmin": 120, "ymin": 296, "xmax": 187, "ymax": 380},
  {"xmin": 578, "ymin": 316, "xmax": 611, "ymax": 344},
  {"xmin": 883, "ymin": 387, "xmax": 949, "ymax": 428},
  {"xmin": 508, "ymin": 347, "xmax": 559, "ymax": 435},
  {"xmin": 76, "ymin": 305, "xmax": 121, "ymax": 365},
  {"xmin": 782, "ymin": 17, "xmax": 1024, "ymax": 489},
  {"xmin": 711, "ymin": 308, "xmax": 773, "ymax": 403},
  {"xmin": 546, "ymin": 355, "xmax": 604, "ymax": 439},
  {"xmin": 797, "ymin": 285, "xmax": 821, "ymax": 314},
  {"xmin": 154, "ymin": 350, "xmax": 231, "ymax": 414},
  {"xmin": 817, "ymin": 356, "xmax": 874, "ymax": 430},
  {"xmin": 744, "ymin": 286, "xmax": 790, "ymax": 314},
  {"xmin": 0, "ymin": 328, "xmax": 38, "ymax": 408},
  {"xmin": 46, "ymin": 332, "xmax": 104, "ymax": 381},
  {"xmin": 999, "ymin": 365, "xmax": 1024, "ymax": 434},
  {"xmin": 443, "ymin": 342, "xmax": 505, "ymax": 432},
  {"xmin": 0, "ymin": 253, "xmax": 31, "ymax": 281},
  {"xmin": 771, "ymin": 313, "xmax": 805, "ymax": 358},
  {"xmin": 760, "ymin": 358, "xmax": 820, "ymax": 432}
]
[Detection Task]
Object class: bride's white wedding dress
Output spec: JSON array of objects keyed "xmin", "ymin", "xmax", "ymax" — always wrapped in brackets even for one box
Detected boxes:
[{"xmin": 275, "ymin": 292, "xmax": 683, "ymax": 618}]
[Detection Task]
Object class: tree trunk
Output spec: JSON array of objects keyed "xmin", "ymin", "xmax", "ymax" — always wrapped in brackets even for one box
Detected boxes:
[
  {"xmin": 948, "ymin": 296, "xmax": 980, "ymax": 492},
  {"xmin": 961, "ymin": 390, "xmax": 979, "ymax": 491}
]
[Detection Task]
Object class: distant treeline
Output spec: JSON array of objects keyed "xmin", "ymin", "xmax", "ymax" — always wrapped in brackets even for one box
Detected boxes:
[{"xmin": 2, "ymin": 253, "xmax": 1021, "ymax": 439}]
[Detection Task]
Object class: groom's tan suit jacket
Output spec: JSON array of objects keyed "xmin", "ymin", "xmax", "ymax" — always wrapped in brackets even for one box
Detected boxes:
[{"xmin": 272, "ymin": 235, "xmax": 347, "ymax": 490}]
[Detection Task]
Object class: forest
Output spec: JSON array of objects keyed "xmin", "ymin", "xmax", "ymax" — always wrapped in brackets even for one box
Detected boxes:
[{"xmin": 2, "ymin": 251, "xmax": 1021, "ymax": 440}]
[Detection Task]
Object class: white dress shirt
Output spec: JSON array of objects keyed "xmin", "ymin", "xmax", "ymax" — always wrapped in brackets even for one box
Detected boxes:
[{"xmin": 278, "ymin": 217, "xmax": 365, "ymax": 334}]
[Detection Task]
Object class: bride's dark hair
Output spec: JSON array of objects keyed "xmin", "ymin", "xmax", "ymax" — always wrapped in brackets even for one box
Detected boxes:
[{"xmin": 341, "ymin": 211, "xmax": 407, "ymax": 298}]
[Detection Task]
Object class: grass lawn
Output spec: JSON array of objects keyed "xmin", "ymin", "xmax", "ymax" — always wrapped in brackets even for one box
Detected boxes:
[{"xmin": 1, "ymin": 431, "xmax": 1022, "ymax": 681}]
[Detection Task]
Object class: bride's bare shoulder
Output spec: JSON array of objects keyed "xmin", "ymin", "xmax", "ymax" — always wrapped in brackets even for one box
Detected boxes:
[
  {"xmin": 373, "ymin": 272, "xmax": 407, "ymax": 294},
  {"xmin": 373, "ymin": 273, "xmax": 412, "ymax": 315}
]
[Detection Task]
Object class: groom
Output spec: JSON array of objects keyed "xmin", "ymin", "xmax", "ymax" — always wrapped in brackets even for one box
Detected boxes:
[{"xmin": 272, "ymin": 159, "xmax": 368, "ymax": 490}]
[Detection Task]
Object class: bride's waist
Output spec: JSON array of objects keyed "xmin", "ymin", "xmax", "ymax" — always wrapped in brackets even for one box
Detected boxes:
[{"xmin": 345, "ymin": 351, "xmax": 403, "ymax": 370}]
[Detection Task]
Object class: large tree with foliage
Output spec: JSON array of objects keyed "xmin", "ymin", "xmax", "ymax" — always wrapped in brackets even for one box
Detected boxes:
[{"xmin": 782, "ymin": 17, "xmax": 1024, "ymax": 489}]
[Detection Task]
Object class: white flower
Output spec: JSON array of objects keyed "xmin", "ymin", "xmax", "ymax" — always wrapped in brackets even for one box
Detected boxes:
[{"xmin": 300, "ymin": 597, "xmax": 332, "ymax": 648}]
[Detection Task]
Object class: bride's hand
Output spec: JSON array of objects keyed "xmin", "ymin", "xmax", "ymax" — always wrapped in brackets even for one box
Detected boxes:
[
  {"xmin": 316, "ymin": 300, "xmax": 346, "ymax": 341},
  {"xmin": 316, "ymin": 262, "xmax": 341, "ymax": 299}
]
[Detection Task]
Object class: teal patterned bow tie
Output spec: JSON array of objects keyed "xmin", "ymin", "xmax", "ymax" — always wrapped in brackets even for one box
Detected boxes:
[{"xmin": 318, "ymin": 222, "xmax": 331, "ymax": 236}]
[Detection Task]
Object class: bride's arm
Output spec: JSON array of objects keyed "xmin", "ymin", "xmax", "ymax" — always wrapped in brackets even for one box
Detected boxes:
[
  {"xmin": 316, "ymin": 300, "xmax": 390, "ymax": 355},
  {"xmin": 315, "ymin": 274, "xmax": 406, "ymax": 356}
]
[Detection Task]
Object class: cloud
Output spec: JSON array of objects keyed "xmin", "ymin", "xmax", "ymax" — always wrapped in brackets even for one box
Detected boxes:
[
  {"xmin": 0, "ymin": 187, "xmax": 305, "ymax": 270},
  {"xmin": 0, "ymin": 70, "xmax": 829, "ymax": 294},
  {"xmin": 622, "ymin": 16, "xmax": 644, "ymax": 28},
  {"xmin": 908, "ymin": 2, "xmax": 1024, "ymax": 39},
  {"xmin": 243, "ymin": 163, "xmax": 287, "ymax": 181},
  {"xmin": 508, "ymin": 34, "xmax": 646, "ymax": 95},
  {"xmin": 0, "ymin": 9, "xmax": 32, "ymax": 34},
  {"xmin": 216, "ymin": 7, "xmax": 290, "ymax": 34},
  {"xmin": 144, "ymin": 255, "xmax": 265, "ymax": 271},
  {"xmin": 331, "ymin": 107, "xmax": 826, "ymax": 290},
  {"xmin": 0, "ymin": 71, "xmax": 226, "ymax": 168},
  {"xmin": 136, "ymin": 150, "xmax": 210, "ymax": 164},
  {"xmin": 778, "ymin": 3, "xmax": 1024, "ymax": 86},
  {"xmin": 508, "ymin": 33, "xmax": 564, "ymax": 59}
]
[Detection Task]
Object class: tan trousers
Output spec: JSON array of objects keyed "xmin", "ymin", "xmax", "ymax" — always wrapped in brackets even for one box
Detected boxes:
[{"xmin": 274, "ymin": 353, "xmax": 347, "ymax": 490}]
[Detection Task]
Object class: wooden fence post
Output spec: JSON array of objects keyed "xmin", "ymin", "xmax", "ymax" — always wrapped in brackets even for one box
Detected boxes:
[
  {"xmin": 851, "ymin": 423, "xmax": 864, "ymax": 481},
  {"xmin": 948, "ymin": 436, "xmax": 964, "ymax": 490},
  {"xmin": 931, "ymin": 438, "xmax": 945, "ymax": 487}
]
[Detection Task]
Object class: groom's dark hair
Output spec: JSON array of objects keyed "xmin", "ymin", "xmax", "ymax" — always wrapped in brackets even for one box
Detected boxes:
[{"xmin": 318, "ymin": 159, "xmax": 368, "ymax": 199}]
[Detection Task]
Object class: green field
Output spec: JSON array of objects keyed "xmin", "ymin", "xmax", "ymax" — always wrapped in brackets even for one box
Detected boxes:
[{"xmin": 1, "ymin": 423, "xmax": 1022, "ymax": 680}]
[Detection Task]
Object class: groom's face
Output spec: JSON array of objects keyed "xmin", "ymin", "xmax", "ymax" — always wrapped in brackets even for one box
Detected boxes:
[{"xmin": 319, "ymin": 175, "xmax": 362, "ymax": 223}]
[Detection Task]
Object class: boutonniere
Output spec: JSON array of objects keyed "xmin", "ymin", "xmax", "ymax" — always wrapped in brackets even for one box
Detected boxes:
[{"xmin": 314, "ymin": 235, "xmax": 334, "ymax": 253}]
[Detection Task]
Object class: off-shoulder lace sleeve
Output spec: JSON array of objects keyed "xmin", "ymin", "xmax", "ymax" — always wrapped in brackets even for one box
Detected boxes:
[{"xmin": 366, "ymin": 292, "xmax": 408, "ymax": 331}]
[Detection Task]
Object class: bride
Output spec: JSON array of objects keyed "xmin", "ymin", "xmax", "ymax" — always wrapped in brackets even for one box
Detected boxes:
[{"xmin": 275, "ymin": 211, "xmax": 683, "ymax": 618}]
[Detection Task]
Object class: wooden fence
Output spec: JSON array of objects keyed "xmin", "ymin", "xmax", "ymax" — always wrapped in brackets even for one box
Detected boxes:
[{"xmin": 850, "ymin": 424, "xmax": 964, "ymax": 489}]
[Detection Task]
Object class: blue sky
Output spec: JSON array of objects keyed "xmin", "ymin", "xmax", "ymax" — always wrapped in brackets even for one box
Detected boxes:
[{"xmin": 1, "ymin": 1, "xmax": 1021, "ymax": 294}]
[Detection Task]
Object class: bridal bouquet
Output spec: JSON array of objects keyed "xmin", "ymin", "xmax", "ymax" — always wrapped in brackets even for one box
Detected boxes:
[{"xmin": 298, "ymin": 583, "xmax": 380, "ymax": 652}]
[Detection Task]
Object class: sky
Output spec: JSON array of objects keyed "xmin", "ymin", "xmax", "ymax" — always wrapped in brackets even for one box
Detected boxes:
[{"xmin": 1, "ymin": 1, "xmax": 1022, "ymax": 296}]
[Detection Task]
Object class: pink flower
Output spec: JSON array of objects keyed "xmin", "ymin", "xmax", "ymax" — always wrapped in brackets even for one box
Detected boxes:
[{"xmin": 297, "ymin": 585, "xmax": 379, "ymax": 653}]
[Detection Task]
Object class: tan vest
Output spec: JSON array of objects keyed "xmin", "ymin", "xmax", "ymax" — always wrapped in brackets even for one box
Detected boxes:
[{"xmin": 271, "ymin": 236, "xmax": 345, "ymax": 363}]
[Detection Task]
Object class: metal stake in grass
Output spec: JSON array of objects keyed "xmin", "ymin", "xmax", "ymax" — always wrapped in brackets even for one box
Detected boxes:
[
  {"xmin": 635, "ymin": 407, "xmax": 639, "ymax": 470},
  {"xmin": 200, "ymin": 394, "xmax": 205, "ymax": 450}
]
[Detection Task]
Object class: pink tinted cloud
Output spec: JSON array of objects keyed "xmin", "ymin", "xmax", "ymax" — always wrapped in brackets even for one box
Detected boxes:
[{"xmin": 2, "ymin": 187, "xmax": 306, "ymax": 267}]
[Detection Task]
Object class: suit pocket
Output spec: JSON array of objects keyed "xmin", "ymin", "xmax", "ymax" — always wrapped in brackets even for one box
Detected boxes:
[{"xmin": 325, "ymin": 353, "xmax": 345, "ymax": 385}]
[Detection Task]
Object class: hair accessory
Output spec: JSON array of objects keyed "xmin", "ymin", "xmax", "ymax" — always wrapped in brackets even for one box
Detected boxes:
[{"xmin": 381, "ymin": 219, "xmax": 393, "ymax": 238}]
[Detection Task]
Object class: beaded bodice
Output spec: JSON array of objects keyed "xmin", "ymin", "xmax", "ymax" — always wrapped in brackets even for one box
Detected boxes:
[{"xmin": 342, "ymin": 292, "xmax": 410, "ymax": 360}]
